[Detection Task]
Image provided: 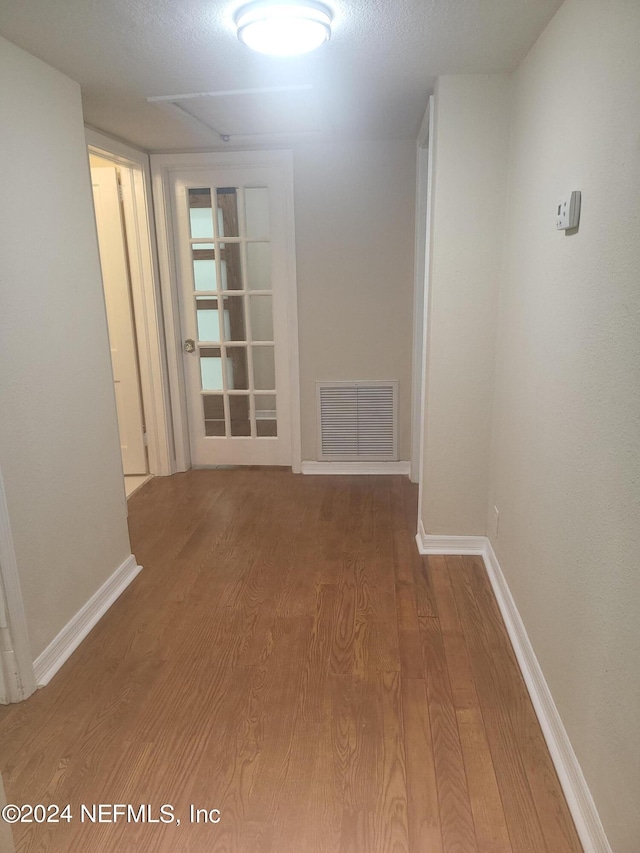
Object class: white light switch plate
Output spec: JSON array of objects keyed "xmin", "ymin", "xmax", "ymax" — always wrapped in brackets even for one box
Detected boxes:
[{"xmin": 557, "ymin": 191, "xmax": 581, "ymax": 230}]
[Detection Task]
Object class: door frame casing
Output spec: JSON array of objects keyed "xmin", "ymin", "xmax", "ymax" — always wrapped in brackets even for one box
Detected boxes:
[
  {"xmin": 150, "ymin": 150, "xmax": 302, "ymax": 473},
  {"xmin": 91, "ymin": 165, "xmax": 148, "ymax": 474},
  {"xmin": 86, "ymin": 128, "xmax": 174, "ymax": 475},
  {"xmin": 412, "ymin": 97, "xmax": 435, "ymax": 524}
]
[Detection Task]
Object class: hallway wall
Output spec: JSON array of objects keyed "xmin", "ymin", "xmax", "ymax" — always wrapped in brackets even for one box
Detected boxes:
[
  {"xmin": 421, "ymin": 74, "xmax": 511, "ymax": 534},
  {"xmin": 0, "ymin": 36, "xmax": 132, "ymax": 660},
  {"xmin": 293, "ymin": 140, "xmax": 416, "ymax": 462},
  {"xmin": 487, "ymin": 1, "xmax": 640, "ymax": 847}
]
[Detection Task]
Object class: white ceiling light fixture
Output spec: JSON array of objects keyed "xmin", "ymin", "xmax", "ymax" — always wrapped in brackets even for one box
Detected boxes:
[{"xmin": 235, "ymin": 1, "xmax": 332, "ymax": 57}]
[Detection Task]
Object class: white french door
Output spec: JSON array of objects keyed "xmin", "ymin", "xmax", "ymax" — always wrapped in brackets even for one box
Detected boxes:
[{"xmin": 171, "ymin": 166, "xmax": 292, "ymax": 467}]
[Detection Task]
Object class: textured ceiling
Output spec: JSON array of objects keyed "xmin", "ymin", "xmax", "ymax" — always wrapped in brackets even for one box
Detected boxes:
[{"xmin": 0, "ymin": 0, "xmax": 563, "ymax": 151}]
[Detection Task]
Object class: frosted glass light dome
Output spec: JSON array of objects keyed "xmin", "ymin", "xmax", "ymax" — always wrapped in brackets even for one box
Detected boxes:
[{"xmin": 236, "ymin": 1, "xmax": 332, "ymax": 56}]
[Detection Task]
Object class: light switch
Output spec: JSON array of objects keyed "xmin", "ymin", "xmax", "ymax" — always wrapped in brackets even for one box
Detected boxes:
[{"xmin": 557, "ymin": 191, "xmax": 581, "ymax": 230}]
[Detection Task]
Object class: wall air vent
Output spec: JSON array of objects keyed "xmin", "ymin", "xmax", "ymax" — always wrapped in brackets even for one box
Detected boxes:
[{"xmin": 316, "ymin": 381, "xmax": 398, "ymax": 462}]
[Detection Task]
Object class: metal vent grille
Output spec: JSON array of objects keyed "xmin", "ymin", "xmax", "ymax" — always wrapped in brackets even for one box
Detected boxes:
[{"xmin": 316, "ymin": 381, "xmax": 398, "ymax": 461}]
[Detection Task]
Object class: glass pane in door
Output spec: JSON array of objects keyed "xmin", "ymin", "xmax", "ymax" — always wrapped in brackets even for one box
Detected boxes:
[
  {"xmin": 200, "ymin": 348, "xmax": 223, "ymax": 391},
  {"xmin": 225, "ymin": 346, "xmax": 249, "ymax": 391},
  {"xmin": 189, "ymin": 189, "xmax": 214, "ymax": 238},
  {"xmin": 246, "ymin": 243, "xmax": 271, "ymax": 290},
  {"xmin": 216, "ymin": 188, "xmax": 240, "ymax": 238},
  {"xmin": 196, "ymin": 297, "xmax": 220, "ymax": 342},
  {"xmin": 229, "ymin": 395, "xmax": 251, "ymax": 436},
  {"xmin": 255, "ymin": 393, "xmax": 277, "ymax": 437},
  {"xmin": 222, "ymin": 295, "xmax": 246, "ymax": 342},
  {"xmin": 245, "ymin": 188, "xmax": 270, "ymax": 238},
  {"xmin": 252, "ymin": 346, "xmax": 275, "ymax": 390},
  {"xmin": 193, "ymin": 245, "xmax": 217, "ymax": 291},
  {"xmin": 203, "ymin": 395, "xmax": 225, "ymax": 436},
  {"xmin": 220, "ymin": 243, "xmax": 242, "ymax": 290},
  {"xmin": 249, "ymin": 295, "xmax": 273, "ymax": 341}
]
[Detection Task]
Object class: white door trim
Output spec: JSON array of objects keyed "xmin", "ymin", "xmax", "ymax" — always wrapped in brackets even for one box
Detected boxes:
[
  {"xmin": 91, "ymin": 165, "xmax": 148, "ymax": 474},
  {"xmin": 414, "ymin": 98, "xmax": 435, "ymax": 522},
  {"xmin": 86, "ymin": 128, "xmax": 174, "ymax": 475},
  {"xmin": 150, "ymin": 150, "xmax": 302, "ymax": 473},
  {"xmin": 281, "ymin": 158, "xmax": 302, "ymax": 473},
  {"xmin": 0, "ymin": 464, "xmax": 36, "ymax": 703},
  {"xmin": 411, "ymin": 100, "xmax": 430, "ymax": 482}
]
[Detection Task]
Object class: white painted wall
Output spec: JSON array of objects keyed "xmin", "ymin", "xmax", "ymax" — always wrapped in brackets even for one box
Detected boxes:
[
  {"xmin": 421, "ymin": 75, "xmax": 511, "ymax": 534},
  {"xmin": 0, "ymin": 37, "xmax": 132, "ymax": 660},
  {"xmin": 487, "ymin": 1, "xmax": 640, "ymax": 848},
  {"xmin": 293, "ymin": 141, "xmax": 416, "ymax": 462}
]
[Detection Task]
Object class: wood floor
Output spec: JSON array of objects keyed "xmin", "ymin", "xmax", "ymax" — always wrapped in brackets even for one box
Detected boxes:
[
  {"xmin": 0, "ymin": 469, "xmax": 582, "ymax": 852},
  {"xmin": 124, "ymin": 474, "xmax": 153, "ymax": 499}
]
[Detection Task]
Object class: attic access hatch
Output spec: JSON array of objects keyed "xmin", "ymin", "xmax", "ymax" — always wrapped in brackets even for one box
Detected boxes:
[{"xmin": 147, "ymin": 85, "xmax": 322, "ymax": 143}]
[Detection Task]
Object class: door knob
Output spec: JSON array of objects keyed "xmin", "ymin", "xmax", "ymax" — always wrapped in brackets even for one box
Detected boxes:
[{"xmin": 183, "ymin": 338, "xmax": 196, "ymax": 353}]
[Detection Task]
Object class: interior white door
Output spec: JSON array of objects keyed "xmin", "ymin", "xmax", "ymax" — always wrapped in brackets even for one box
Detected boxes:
[
  {"xmin": 171, "ymin": 166, "xmax": 292, "ymax": 467},
  {"xmin": 91, "ymin": 166, "xmax": 147, "ymax": 475}
]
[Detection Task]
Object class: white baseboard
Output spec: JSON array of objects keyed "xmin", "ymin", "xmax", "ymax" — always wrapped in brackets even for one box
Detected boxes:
[
  {"xmin": 416, "ymin": 520, "xmax": 485, "ymax": 554},
  {"xmin": 481, "ymin": 540, "xmax": 612, "ymax": 853},
  {"xmin": 415, "ymin": 526, "xmax": 611, "ymax": 853},
  {"xmin": 34, "ymin": 554, "xmax": 142, "ymax": 687},
  {"xmin": 301, "ymin": 461, "xmax": 411, "ymax": 475}
]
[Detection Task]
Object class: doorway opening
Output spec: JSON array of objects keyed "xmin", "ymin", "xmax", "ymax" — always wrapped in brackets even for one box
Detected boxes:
[
  {"xmin": 90, "ymin": 155, "xmax": 150, "ymax": 497},
  {"xmin": 87, "ymin": 131, "xmax": 174, "ymax": 491}
]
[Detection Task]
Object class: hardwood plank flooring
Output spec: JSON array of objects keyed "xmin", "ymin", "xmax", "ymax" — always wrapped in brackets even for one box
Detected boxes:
[{"xmin": 0, "ymin": 469, "xmax": 582, "ymax": 852}]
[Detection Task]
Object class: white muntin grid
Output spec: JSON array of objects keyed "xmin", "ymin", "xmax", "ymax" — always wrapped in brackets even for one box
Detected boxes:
[{"xmin": 186, "ymin": 184, "xmax": 277, "ymax": 439}]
